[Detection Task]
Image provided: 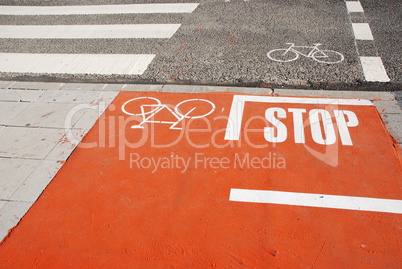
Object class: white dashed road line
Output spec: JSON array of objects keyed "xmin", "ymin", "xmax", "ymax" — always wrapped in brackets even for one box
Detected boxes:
[
  {"xmin": 0, "ymin": 3, "xmax": 200, "ymax": 15},
  {"xmin": 359, "ymin": 57, "xmax": 392, "ymax": 82},
  {"xmin": 344, "ymin": 1, "xmax": 390, "ymax": 82},
  {"xmin": 0, "ymin": 24, "xmax": 182, "ymax": 39},
  {"xmin": 0, "ymin": 54, "xmax": 156, "ymax": 75},
  {"xmin": 345, "ymin": 1, "xmax": 364, "ymax": 13},
  {"xmin": 352, "ymin": 23, "xmax": 374, "ymax": 40}
]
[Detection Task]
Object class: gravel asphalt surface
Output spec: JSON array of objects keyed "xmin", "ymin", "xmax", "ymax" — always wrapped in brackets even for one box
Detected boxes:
[{"xmin": 0, "ymin": 0, "xmax": 400, "ymax": 90}]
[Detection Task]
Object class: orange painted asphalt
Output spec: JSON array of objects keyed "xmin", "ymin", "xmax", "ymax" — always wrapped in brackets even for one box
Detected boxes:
[{"xmin": 0, "ymin": 92, "xmax": 401, "ymax": 268}]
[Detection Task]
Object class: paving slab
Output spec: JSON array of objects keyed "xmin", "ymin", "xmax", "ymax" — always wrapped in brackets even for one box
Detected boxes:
[
  {"xmin": 73, "ymin": 111, "xmax": 101, "ymax": 130},
  {"xmin": 73, "ymin": 105, "xmax": 109, "ymax": 130},
  {"xmin": 102, "ymin": 84, "xmax": 163, "ymax": 92},
  {"xmin": 380, "ymin": 113, "xmax": 402, "ymax": 143},
  {"xmin": 60, "ymin": 83, "xmax": 108, "ymax": 91},
  {"xmin": 8, "ymin": 82, "xmax": 65, "ymax": 91},
  {"xmin": 0, "ymin": 158, "xmax": 40, "ymax": 200},
  {"xmin": 60, "ymin": 83, "xmax": 165, "ymax": 92},
  {"xmin": 0, "ymin": 127, "xmax": 64, "ymax": 159},
  {"xmin": 274, "ymin": 88, "xmax": 395, "ymax": 100},
  {"xmin": 0, "ymin": 81, "xmax": 14, "ymax": 89},
  {"xmin": 92, "ymin": 91, "xmax": 119, "ymax": 105},
  {"xmin": 0, "ymin": 102, "xmax": 30, "ymax": 125},
  {"xmin": 162, "ymin": 84, "xmax": 273, "ymax": 95},
  {"xmin": 46, "ymin": 129, "xmax": 88, "ymax": 161},
  {"xmin": 0, "ymin": 89, "xmax": 45, "ymax": 102},
  {"xmin": 10, "ymin": 160, "xmax": 63, "ymax": 203},
  {"xmin": 72, "ymin": 91, "xmax": 118, "ymax": 130},
  {"xmin": 373, "ymin": 100, "xmax": 402, "ymax": 114},
  {"xmin": 0, "ymin": 201, "xmax": 6, "ymax": 210},
  {"xmin": 395, "ymin": 90, "xmax": 402, "ymax": 108},
  {"xmin": 7, "ymin": 102, "xmax": 87, "ymax": 128},
  {"xmin": 0, "ymin": 91, "xmax": 399, "ymax": 268},
  {"xmin": 36, "ymin": 90, "xmax": 102, "ymax": 104},
  {"xmin": 0, "ymin": 201, "xmax": 32, "ymax": 243}
]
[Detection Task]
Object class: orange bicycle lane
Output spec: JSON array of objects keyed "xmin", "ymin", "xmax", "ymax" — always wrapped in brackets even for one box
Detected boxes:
[{"xmin": 0, "ymin": 91, "xmax": 401, "ymax": 268}]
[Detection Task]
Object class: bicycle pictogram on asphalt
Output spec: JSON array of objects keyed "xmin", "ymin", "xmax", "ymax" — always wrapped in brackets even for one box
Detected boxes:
[{"xmin": 267, "ymin": 43, "xmax": 344, "ymax": 64}]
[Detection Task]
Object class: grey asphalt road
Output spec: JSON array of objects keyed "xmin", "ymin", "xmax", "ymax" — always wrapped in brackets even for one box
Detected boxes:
[
  {"xmin": 360, "ymin": 0, "xmax": 401, "ymax": 83},
  {"xmin": 0, "ymin": 0, "xmax": 400, "ymax": 90}
]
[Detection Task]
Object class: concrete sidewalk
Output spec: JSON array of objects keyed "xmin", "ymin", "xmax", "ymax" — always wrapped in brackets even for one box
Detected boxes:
[{"xmin": 0, "ymin": 80, "xmax": 401, "ymax": 242}]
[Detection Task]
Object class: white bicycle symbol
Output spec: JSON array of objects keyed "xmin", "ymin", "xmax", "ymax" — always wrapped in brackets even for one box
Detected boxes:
[
  {"xmin": 267, "ymin": 43, "xmax": 344, "ymax": 64},
  {"xmin": 121, "ymin": 97, "xmax": 216, "ymax": 130}
]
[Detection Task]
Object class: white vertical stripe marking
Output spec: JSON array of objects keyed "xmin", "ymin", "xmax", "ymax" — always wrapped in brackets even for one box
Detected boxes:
[
  {"xmin": 345, "ymin": 1, "xmax": 364, "ymax": 13},
  {"xmin": 0, "ymin": 24, "xmax": 181, "ymax": 39},
  {"xmin": 229, "ymin": 189, "xmax": 402, "ymax": 214},
  {"xmin": 0, "ymin": 3, "xmax": 200, "ymax": 15},
  {"xmin": 360, "ymin": 56, "xmax": 390, "ymax": 82},
  {"xmin": 352, "ymin": 23, "xmax": 374, "ymax": 40},
  {"xmin": 0, "ymin": 53, "xmax": 156, "ymax": 75}
]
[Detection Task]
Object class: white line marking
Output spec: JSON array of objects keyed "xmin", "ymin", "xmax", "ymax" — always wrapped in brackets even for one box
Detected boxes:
[
  {"xmin": 352, "ymin": 23, "xmax": 374, "ymax": 40},
  {"xmin": 227, "ymin": 95, "xmax": 373, "ymax": 106},
  {"xmin": 0, "ymin": 24, "xmax": 181, "ymax": 39},
  {"xmin": 345, "ymin": 1, "xmax": 364, "ymax": 13},
  {"xmin": 0, "ymin": 3, "xmax": 200, "ymax": 15},
  {"xmin": 224, "ymin": 95, "xmax": 372, "ymax": 141},
  {"xmin": 360, "ymin": 56, "xmax": 391, "ymax": 82},
  {"xmin": 0, "ymin": 53, "xmax": 156, "ymax": 75},
  {"xmin": 229, "ymin": 189, "xmax": 402, "ymax": 214}
]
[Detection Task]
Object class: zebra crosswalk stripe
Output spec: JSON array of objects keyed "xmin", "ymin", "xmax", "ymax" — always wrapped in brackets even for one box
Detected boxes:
[
  {"xmin": 0, "ymin": 53, "xmax": 156, "ymax": 75},
  {"xmin": 0, "ymin": 3, "xmax": 199, "ymax": 15},
  {"xmin": 0, "ymin": 24, "xmax": 182, "ymax": 39}
]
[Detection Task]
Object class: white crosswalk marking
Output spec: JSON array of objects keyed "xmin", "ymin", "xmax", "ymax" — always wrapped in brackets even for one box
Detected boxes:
[
  {"xmin": 360, "ymin": 57, "xmax": 390, "ymax": 82},
  {"xmin": 345, "ymin": 1, "xmax": 364, "ymax": 13},
  {"xmin": 0, "ymin": 24, "xmax": 182, "ymax": 39},
  {"xmin": 352, "ymin": 23, "xmax": 374, "ymax": 40},
  {"xmin": 0, "ymin": 3, "xmax": 199, "ymax": 15},
  {"xmin": 0, "ymin": 53, "xmax": 156, "ymax": 75},
  {"xmin": 0, "ymin": 3, "xmax": 199, "ymax": 76}
]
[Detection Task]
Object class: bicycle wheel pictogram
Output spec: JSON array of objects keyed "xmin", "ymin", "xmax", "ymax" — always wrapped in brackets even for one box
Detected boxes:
[
  {"xmin": 267, "ymin": 49, "xmax": 299, "ymax": 62},
  {"xmin": 312, "ymin": 50, "xmax": 344, "ymax": 64},
  {"xmin": 174, "ymin": 99, "xmax": 216, "ymax": 119},
  {"xmin": 122, "ymin": 96, "xmax": 161, "ymax": 116}
]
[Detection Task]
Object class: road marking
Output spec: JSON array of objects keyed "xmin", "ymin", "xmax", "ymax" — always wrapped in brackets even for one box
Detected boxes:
[
  {"xmin": 121, "ymin": 97, "xmax": 216, "ymax": 130},
  {"xmin": 267, "ymin": 43, "xmax": 344, "ymax": 64},
  {"xmin": 229, "ymin": 189, "xmax": 402, "ymax": 214},
  {"xmin": 0, "ymin": 24, "xmax": 181, "ymax": 39},
  {"xmin": 345, "ymin": 1, "xmax": 364, "ymax": 13},
  {"xmin": 0, "ymin": 53, "xmax": 155, "ymax": 75},
  {"xmin": 360, "ymin": 57, "xmax": 391, "ymax": 82},
  {"xmin": 344, "ymin": 1, "xmax": 390, "ymax": 82},
  {"xmin": 352, "ymin": 23, "xmax": 374, "ymax": 40},
  {"xmin": 224, "ymin": 95, "xmax": 372, "ymax": 141},
  {"xmin": 0, "ymin": 3, "xmax": 199, "ymax": 15}
]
